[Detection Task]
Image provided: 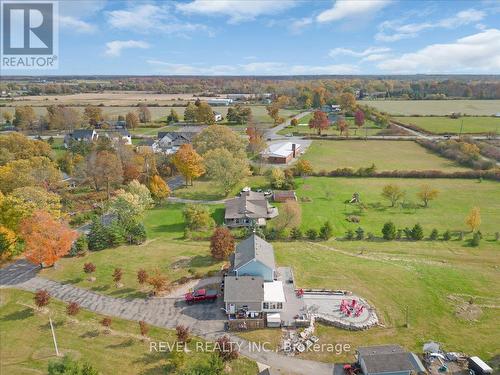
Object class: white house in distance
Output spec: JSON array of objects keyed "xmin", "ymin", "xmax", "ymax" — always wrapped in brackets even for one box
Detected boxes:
[
  {"xmin": 224, "ymin": 234, "xmax": 286, "ymax": 321},
  {"xmin": 64, "ymin": 129, "xmax": 98, "ymax": 147}
]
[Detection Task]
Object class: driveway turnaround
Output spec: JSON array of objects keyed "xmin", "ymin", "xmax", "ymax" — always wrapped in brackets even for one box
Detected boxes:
[{"xmin": 0, "ymin": 261, "xmax": 334, "ymax": 375}]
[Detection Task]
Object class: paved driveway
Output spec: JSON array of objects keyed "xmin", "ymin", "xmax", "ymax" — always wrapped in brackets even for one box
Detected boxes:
[{"xmin": 0, "ymin": 260, "xmax": 334, "ymax": 375}]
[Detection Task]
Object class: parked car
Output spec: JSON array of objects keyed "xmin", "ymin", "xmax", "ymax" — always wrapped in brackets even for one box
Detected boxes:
[{"xmin": 184, "ymin": 289, "xmax": 218, "ymax": 305}]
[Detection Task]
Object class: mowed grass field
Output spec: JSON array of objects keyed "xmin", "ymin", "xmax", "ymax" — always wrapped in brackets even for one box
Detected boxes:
[
  {"xmin": 0, "ymin": 289, "xmax": 257, "ymax": 374},
  {"xmin": 301, "ymin": 140, "xmax": 468, "ymax": 171},
  {"xmin": 362, "ymin": 100, "xmax": 500, "ymax": 116},
  {"xmin": 394, "ymin": 116, "xmax": 500, "ymax": 134},
  {"xmin": 172, "ymin": 175, "xmax": 268, "ymax": 201},
  {"xmin": 278, "ymin": 115, "xmax": 382, "ymax": 136},
  {"xmin": 42, "ymin": 203, "xmax": 224, "ymax": 299},
  {"xmin": 1, "ymin": 105, "xmax": 300, "ymax": 125},
  {"xmin": 273, "ymin": 240, "xmax": 500, "ymax": 363},
  {"xmin": 292, "ymin": 177, "xmax": 500, "ymax": 236}
]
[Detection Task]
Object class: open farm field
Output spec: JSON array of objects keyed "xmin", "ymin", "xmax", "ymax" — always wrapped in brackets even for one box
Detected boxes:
[
  {"xmin": 393, "ymin": 116, "xmax": 500, "ymax": 134},
  {"xmin": 362, "ymin": 100, "xmax": 500, "ymax": 116}
]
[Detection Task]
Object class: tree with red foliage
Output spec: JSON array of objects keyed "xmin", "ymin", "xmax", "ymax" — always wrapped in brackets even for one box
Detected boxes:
[
  {"xmin": 176, "ymin": 324, "xmax": 191, "ymax": 344},
  {"xmin": 34, "ymin": 289, "xmax": 50, "ymax": 310},
  {"xmin": 139, "ymin": 321, "xmax": 149, "ymax": 339},
  {"xmin": 215, "ymin": 335, "xmax": 239, "ymax": 362},
  {"xmin": 308, "ymin": 110, "xmax": 330, "ymax": 135},
  {"xmin": 112, "ymin": 268, "xmax": 123, "ymax": 287},
  {"xmin": 66, "ymin": 302, "xmax": 80, "ymax": 316},
  {"xmin": 337, "ymin": 117, "xmax": 349, "ymax": 136},
  {"xmin": 20, "ymin": 210, "xmax": 78, "ymax": 268},
  {"xmin": 210, "ymin": 227, "xmax": 235, "ymax": 261},
  {"xmin": 101, "ymin": 317, "xmax": 112, "ymax": 333},
  {"xmin": 354, "ymin": 109, "xmax": 365, "ymax": 128},
  {"xmin": 137, "ymin": 269, "xmax": 148, "ymax": 285}
]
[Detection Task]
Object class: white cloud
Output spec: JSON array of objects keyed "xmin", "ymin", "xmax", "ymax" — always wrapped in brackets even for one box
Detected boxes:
[
  {"xmin": 317, "ymin": 0, "xmax": 391, "ymax": 23},
  {"xmin": 59, "ymin": 16, "xmax": 96, "ymax": 33},
  {"xmin": 377, "ymin": 29, "xmax": 500, "ymax": 73},
  {"xmin": 376, "ymin": 8, "xmax": 486, "ymax": 42},
  {"xmin": 105, "ymin": 40, "xmax": 150, "ymax": 57},
  {"xmin": 289, "ymin": 17, "xmax": 313, "ymax": 33},
  {"xmin": 329, "ymin": 46, "xmax": 391, "ymax": 58},
  {"xmin": 147, "ymin": 60, "xmax": 358, "ymax": 75},
  {"xmin": 176, "ymin": 0, "xmax": 296, "ymax": 23},
  {"xmin": 57, "ymin": 0, "xmax": 106, "ymax": 33},
  {"xmin": 107, "ymin": 4, "xmax": 209, "ymax": 35}
]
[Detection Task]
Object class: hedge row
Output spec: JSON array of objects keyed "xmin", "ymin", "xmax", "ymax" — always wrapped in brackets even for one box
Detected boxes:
[{"xmin": 311, "ymin": 167, "xmax": 500, "ymax": 181}]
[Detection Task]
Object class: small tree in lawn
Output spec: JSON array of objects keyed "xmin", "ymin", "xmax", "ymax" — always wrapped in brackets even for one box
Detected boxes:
[
  {"xmin": 354, "ymin": 109, "xmax": 365, "ymax": 131},
  {"xmin": 306, "ymin": 228, "xmax": 317, "ymax": 240},
  {"xmin": 137, "ymin": 269, "xmax": 148, "ymax": 288},
  {"xmin": 290, "ymin": 227, "xmax": 302, "ymax": 240},
  {"xmin": 417, "ymin": 185, "xmax": 439, "ymax": 208},
  {"xmin": 112, "ymin": 268, "xmax": 123, "ymax": 287},
  {"xmin": 319, "ymin": 221, "xmax": 333, "ymax": 240},
  {"xmin": 411, "ymin": 224, "xmax": 424, "ymax": 241},
  {"xmin": 336, "ymin": 117, "xmax": 349, "ymax": 136},
  {"xmin": 147, "ymin": 269, "xmax": 168, "ymax": 296},
  {"xmin": 176, "ymin": 324, "xmax": 191, "ymax": 345},
  {"xmin": 149, "ymin": 175, "xmax": 171, "ymax": 203},
  {"xmin": 172, "ymin": 144, "xmax": 205, "ymax": 187},
  {"xmin": 382, "ymin": 222, "xmax": 396, "ymax": 240},
  {"xmin": 34, "ymin": 289, "xmax": 50, "ymax": 311},
  {"xmin": 381, "ymin": 184, "xmax": 405, "ymax": 207},
  {"xmin": 465, "ymin": 207, "xmax": 481, "ymax": 233},
  {"xmin": 295, "ymin": 159, "xmax": 313, "ymax": 178},
  {"xmin": 290, "ymin": 118, "xmax": 298, "ymax": 127},
  {"xmin": 101, "ymin": 317, "xmax": 112, "ymax": 334},
  {"xmin": 274, "ymin": 200, "xmax": 301, "ymax": 232},
  {"xmin": 83, "ymin": 262, "xmax": 96, "ymax": 281},
  {"xmin": 355, "ymin": 227, "xmax": 365, "ymax": 240},
  {"xmin": 139, "ymin": 321, "xmax": 149, "ymax": 340},
  {"xmin": 429, "ymin": 229, "xmax": 439, "ymax": 241},
  {"xmin": 215, "ymin": 335, "xmax": 239, "ymax": 362},
  {"xmin": 442, "ymin": 230, "xmax": 451, "ymax": 241},
  {"xmin": 66, "ymin": 302, "xmax": 80, "ymax": 316},
  {"xmin": 210, "ymin": 227, "xmax": 235, "ymax": 261},
  {"xmin": 308, "ymin": 110, "xmax": 329, "ymax": 135}
]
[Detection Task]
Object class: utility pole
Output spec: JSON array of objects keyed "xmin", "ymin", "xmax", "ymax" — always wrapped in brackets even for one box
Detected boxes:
[
  {"xmin": 49, "ymin": 316, "xmax": 61, "ymax": 357},
  {"xmin": 405, "ymin": 306, "xmax": 410, "ymax": 328},
  {"xmin": 459, "ymin": 119, "xmax": 464, "ymax": 138}
]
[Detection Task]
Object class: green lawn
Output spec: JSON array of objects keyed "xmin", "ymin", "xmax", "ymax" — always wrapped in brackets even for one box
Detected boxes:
[
  {"xmin": 362, "ymin": 100, "xmax": 500, "ymax": 116},
  {"xmin": 0, "ymin": 289, "xmax": 257, "ymax": 374},
  {"xmin": 301, "ymin": 140, "xmax": 468, "ymax": 172},
  {"xmin": 173, "ymin": 176, "xmax": 268, "ymax": 201},
  {"xmin": 42, "ymin": 203, "xmax": 224, "ymax": 298},
  {"xmin": 291, "ymin": 177, "xmax": 500, "ymax": 237},
  {"xmin": 278, "ymin": 116, "xmax": 381, "ymax": 137},
  {"xmin": 272, "ymin": 240, "xmax": 500, "ymax": 363},
  {"xmin": 393, "ymin": 116, "xmax": 500, "ymax": 134}
]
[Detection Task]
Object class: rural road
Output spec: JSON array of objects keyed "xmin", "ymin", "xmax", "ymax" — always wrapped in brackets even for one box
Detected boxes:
[{"xmin": 0, "ymin": 260, "xmax": 334, "ymax": 375}]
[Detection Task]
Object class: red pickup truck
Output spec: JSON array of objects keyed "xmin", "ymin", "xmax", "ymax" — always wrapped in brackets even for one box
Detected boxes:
[{"xmin": 184, "ymin": 288, "xmax": 218, "ymax": 305}]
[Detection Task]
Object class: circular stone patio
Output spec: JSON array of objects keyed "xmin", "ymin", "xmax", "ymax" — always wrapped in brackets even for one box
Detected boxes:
[{"xmin": 302, "ymin": 292, "xmax": 378, "ymax": 330}]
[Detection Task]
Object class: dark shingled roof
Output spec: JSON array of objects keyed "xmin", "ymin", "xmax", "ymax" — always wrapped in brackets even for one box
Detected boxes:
[
  {"xmin": 358, "ymin": 345, "xmax": 426, "ymax": 374},
  {"xmin": 224, "ymin": 191, "xmax": 273, "ymax": 220},
  {"xmin": 223, "ymin": 276, "xmax": 264, "ymax": 302},
  {"xmin": 71, "ymin": 129, "xmax": 94, "ymax": 140},
  {"xmin": 233, "ymin": 234, "xmax": 275, "ymax": 271}
]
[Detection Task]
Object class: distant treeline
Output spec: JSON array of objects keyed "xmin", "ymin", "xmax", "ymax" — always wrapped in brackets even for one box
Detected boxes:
[{"xmin": 1, "ymin": 76, "xmax": 500, "ymax": 100}]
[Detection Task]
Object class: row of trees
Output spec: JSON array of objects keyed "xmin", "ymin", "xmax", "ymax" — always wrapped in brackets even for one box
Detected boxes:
[{"xmin": 4, "ymin": 76, "xmax": 499, "ymax": 99}]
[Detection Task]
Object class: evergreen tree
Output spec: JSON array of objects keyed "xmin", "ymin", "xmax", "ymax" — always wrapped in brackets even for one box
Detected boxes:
[
  {"xmin": 319, "ymin": 221, "xmax": 333, "ymax": 240},
  {"xmin": 290, "ymin": 227, "xmax": 302, "ymax": 240},
  {"xmin": 429, "ymin": 229, "xmax": 439, "ymax": 241},
  {"xmin": 355, "ymin": 227, "xmax": 365, "ymax": 240},
  {"xmin": 382, "ymin": 222, "xmax": 396, "ymax": 240},
  {"xmin": 87, "ymin": 218, "xmax": 108, "ymax": 251},
  {"xmin": 411, "ymin": 224, "xmax": 424, "ymax": 241}
]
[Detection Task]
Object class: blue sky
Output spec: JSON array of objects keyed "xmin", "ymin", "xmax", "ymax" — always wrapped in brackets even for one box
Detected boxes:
[{"xmin": 7, "ymin": 0, "xmax": 500, "ymax": 75}]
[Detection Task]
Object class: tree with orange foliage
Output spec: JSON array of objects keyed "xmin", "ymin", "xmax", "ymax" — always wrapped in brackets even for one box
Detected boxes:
[
  {"xmin": 210, "ymin": 227, "xmax": 235, "ymax": 261},
  {"xmin": 20, "ymin": 210, "xmax": 78, "ymax": 267},
  {"xmin": 336, "ymin": 117, "xmax": 349, "ymax": 136},
  {"xmin": 308, "ymin": 110, "xmax": 330, "ymax": 135},
  {"xmin": 172, "ymin": 144, "xmax": 204, "ymax": 186}
]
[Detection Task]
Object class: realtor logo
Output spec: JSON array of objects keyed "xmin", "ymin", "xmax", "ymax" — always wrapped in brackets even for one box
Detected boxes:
[{"xmin": 1, "ymin": 1, "xmax": 58, "ymax": 69}]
